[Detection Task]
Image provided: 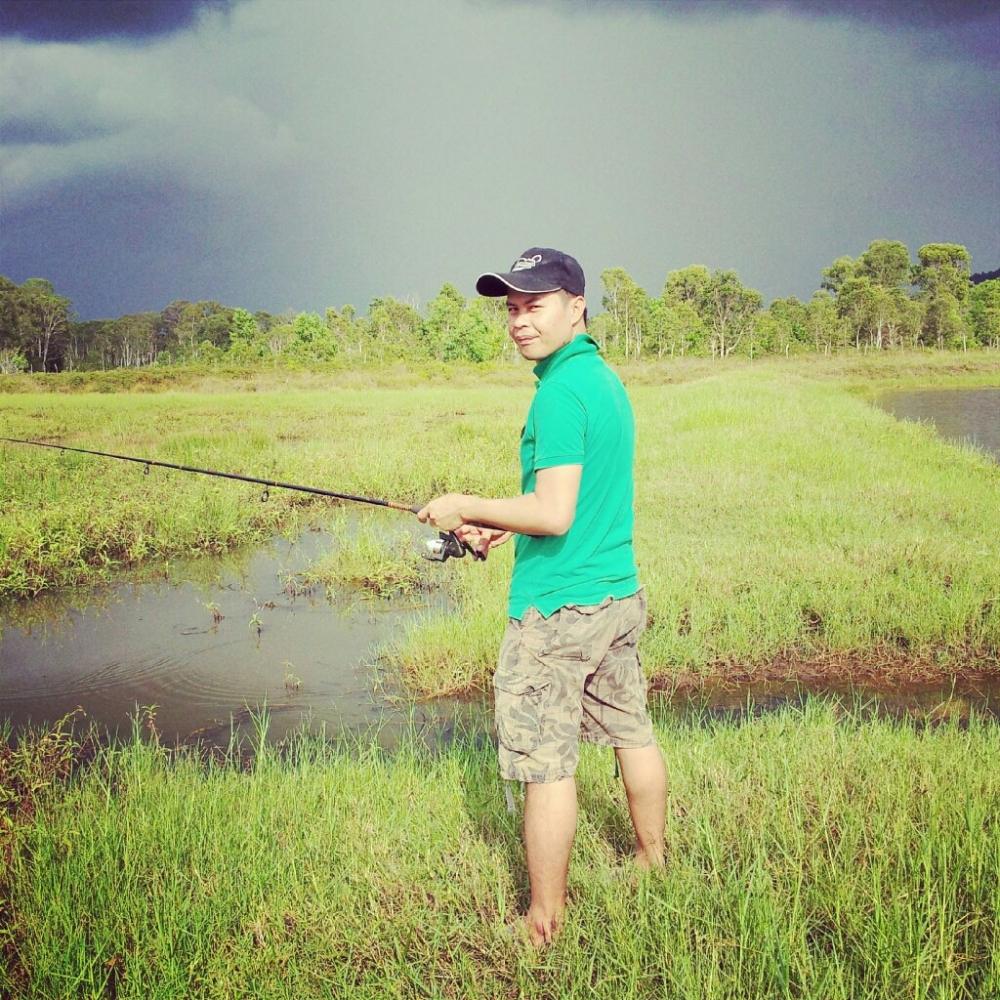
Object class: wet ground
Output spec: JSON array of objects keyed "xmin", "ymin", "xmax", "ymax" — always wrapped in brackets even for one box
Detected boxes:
[
  {"xmin": 3, "ymin": 386, "xmax": 997, "ymax": 744},
  {"xmin": 653, "ymin": 669, "xmax": 1000, "ymax": 726}
]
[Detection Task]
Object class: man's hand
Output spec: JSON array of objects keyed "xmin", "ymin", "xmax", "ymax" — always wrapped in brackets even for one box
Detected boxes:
[
  {"xmin": 416, "ymin": 493, "xmax": 476, "ymax": 532},
  {"xmin": 455, "ymin": 524, "xmax": 514, "ymax": 558}
]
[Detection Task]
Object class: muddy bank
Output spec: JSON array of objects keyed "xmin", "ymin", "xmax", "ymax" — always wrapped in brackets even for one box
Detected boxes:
[
  {"xmin": 653, "ymin": 647, "xmax": 1000, "ymax": 693},
  {"xmin": 648, "ymin": 648, "xmax": 1000, "ymax": 723}
]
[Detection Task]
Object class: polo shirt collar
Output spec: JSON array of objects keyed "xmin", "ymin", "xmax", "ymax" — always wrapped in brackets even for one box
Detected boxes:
[{"xmin": 533, "ymin": 333, "xmax": 599, "ymax": 381}]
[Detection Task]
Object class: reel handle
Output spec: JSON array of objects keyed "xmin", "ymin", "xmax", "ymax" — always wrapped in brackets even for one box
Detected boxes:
[
  {"xmin": 412, "ymin": 505, "xmax": 486, "ymax": 562},
  {"xmin": 422, "ymin": 530, "xmax": 487, "ymax": 562}
]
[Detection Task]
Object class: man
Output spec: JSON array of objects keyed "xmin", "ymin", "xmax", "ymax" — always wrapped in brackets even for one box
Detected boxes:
[{"xmin": 417, "ymin": 247, "xmax": 667, "ymax": 947}]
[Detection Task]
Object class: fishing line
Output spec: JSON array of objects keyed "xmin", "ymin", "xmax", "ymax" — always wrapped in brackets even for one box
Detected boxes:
[{"xmin": 0, "ymin": 436, "xmax": 483, "ymax": 562}]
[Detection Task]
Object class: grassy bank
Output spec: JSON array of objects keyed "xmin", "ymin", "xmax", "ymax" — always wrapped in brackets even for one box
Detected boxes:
[
  {"xmin": 2, "ymin": 703, "xmax": 997, "ymax": 999},
  {"xmin": 0, "ymin": 348, "xmax": 997, "ymax": 396},
  {"xmin": 1, "ymin": 359, "xmax": 998, "ymax": 689}
]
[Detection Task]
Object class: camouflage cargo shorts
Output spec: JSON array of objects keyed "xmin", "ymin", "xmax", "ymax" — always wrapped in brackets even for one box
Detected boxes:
[{"xmin": 493, "ymin": 589, "xmax": 655, "ymax": 784}]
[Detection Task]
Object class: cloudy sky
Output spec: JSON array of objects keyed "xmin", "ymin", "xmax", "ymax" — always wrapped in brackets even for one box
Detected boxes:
[{"xmin": 1, "ymin": 0, "xmax": 997, "ymax": 320}]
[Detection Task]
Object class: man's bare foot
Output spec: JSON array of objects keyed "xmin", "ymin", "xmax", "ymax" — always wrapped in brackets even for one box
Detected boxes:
[
  {"xmin": 523, "ymin": 904, "xmax": 564, "ymax": 947},
  {"xmin": 632, "ymin": 845, "xmax": 665, "ymax": 870}
]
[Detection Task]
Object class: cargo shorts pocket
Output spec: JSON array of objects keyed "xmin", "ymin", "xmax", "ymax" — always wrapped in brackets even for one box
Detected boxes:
[{"xmin": 494, "ymin": 642, "xmax": 551, "ymax": 755}]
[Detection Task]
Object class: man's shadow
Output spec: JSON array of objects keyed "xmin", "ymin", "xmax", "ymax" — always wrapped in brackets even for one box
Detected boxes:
[
  {"xmin": 458, "ymin": 726, "xmax": 641, "ymax": 909},
  {"xmin": 456, "ymin": 726, "xmax": 533, "ymax": 911}
]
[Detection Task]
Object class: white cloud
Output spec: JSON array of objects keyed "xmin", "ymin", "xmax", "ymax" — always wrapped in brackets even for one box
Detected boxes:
[{"xmin": 1, "ymin": 13, "xmax": 300, "ymax": 208}]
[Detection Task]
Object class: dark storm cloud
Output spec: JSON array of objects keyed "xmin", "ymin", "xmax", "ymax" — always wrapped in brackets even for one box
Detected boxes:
[
  {"xmin": 504, "ymin": 0, "xmax": 1000, "ymax": 66},
  {"xmin": 525, "ymin": 0, "xmax": 997, "ymax": 24},
  {"xmin": 0, "ymin": 0, "xmax": 237, "ymax": 42},
  {"xmin": 1, "ymin": 0, "xmax": 996, "ymax": 320},
  {"xmin": 0, "ymin": 118, "xmax": 119, "ymax": 144}
]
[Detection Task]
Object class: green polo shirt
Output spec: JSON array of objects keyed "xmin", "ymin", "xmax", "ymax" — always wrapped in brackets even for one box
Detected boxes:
[{"xmin": 508, "ymin": 333, "xmax": 639, "ymax": 620}]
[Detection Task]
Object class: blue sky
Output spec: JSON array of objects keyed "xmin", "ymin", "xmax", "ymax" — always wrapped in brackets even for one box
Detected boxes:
[{"xmin": 1, "ymin": 0, "xmax": 997, "ymax": 319}]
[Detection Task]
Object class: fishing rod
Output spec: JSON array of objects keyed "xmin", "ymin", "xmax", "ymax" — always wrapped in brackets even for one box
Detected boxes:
[{"xmin": 0, "ymin": 436, "xmax": 483, "ymax": 563}]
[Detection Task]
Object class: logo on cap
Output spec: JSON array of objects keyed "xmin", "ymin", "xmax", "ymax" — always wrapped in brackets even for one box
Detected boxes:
[{"xmin": 511, "ymin": 254, "xmax": 543, "ymax": 272}]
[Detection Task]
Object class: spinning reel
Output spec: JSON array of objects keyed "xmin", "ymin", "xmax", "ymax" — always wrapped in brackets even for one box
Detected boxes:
[{"xmin": 422, "ymin": 531, "xmax": 486, "ymax": 562}]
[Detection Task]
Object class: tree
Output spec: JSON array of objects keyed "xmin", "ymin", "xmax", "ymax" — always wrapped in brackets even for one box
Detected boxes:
[
  {"xmin": 820, "ymin": 256, "xmax": 857, "ymax": 295},
  {"xmin": 363, "ymin": 297, "xmax": 422, "ymax": 362},
  {"xmin": 651, "ymin": 299, "xmax": 706, "ymax": 357},
  {"xmin": 0, "ymin": 276, "xmax": 28, "ymax": 355},
  {"xmin": 913, "ymin": 243, "xmax": 972, "ymax": 299},
  {"xmin": 0, "ymin": 348, "xmax": 28, "ymax": 373},
  {"xmin": 449, "ymin": 298, "xmax": 507, "ymax": 362},
  {"xmin": 286, "ymin": 312, "xmax": 338, "ymax": 362},
  {"xmin": 17, "ymin": 278, "xmax": 72, "ymax": 371},
  {"xmin": 857, "ymin": 240, "xmax": 910, "ymax": 291},
  {"xmin": 838, "ymin": 276, "xmax": 878, "ymax": 350},
  {"xmin": 913, "ymin": 243, "xmax": 972, "ymax": 348},
  {"xmin": 601, "ymin": 267, "xmax": 651, "ymax": 360},
  {"xmin": 663, "ymin": 265, "xmax": 711, "ymax": 309},
  {"xmin": 264, "ymin": 318, "xmax": 294, "ymax": 358},
  {"xmin": 156, "ymin": 300, "xmax": 232, "ymax": 357},
  {"xmin": 422, "ymin": 284, "xmax": 466, "ymax": 361},
  {"xmin": 228, "ymin": 308, "xmax": 263, "ymax": 361},
  {"xmin": 158, "ymin": 300, "xmax": 202, "ymax": 356},
  {"xmin": 660, "ymin": 266, "xmax": 713, "ymax": 357},
  {"xmin": 325, "ymin": 305, "xmax": 363, "ymax": 359},
  {"xmin": 967, "ymin": 279, "xmax": 1000, "ymax": 349},
  {"xmin": 476, "ymin": 297, "xmax": 514, "ymax": 361},
  {"xmin": 760, "ymin": 297, "xmax": 810, "ymax": 356},
  {"xmin": 703, "ymin": 270, "xmax": 762, "ymax": 358},
  {"xmin": 109, "ymin": 313, "xmax": 158, "ymax": 367},
  {"xmin": 200, "ymin": 305, "xmax": 234, "ymax": 349},
  {"xmin": 807, "ymin": 291, "xmax": 847, "ymax": 354}
]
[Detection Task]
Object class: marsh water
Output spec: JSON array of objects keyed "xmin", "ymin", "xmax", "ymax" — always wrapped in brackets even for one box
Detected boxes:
[
  {"xmin": 0, "ymin": 517, "xmax": 480, "ymax": 746},
  {"xmin": 874, "ymin": 386, "xmax": 1000, "ymax": 461},
  {"xmin": 3, "ymin": 522, "xmax": 997, "ymax": 744},
  {"xmin": 2, "ymin": 386, "xmax": 999, "ymax": 744}
]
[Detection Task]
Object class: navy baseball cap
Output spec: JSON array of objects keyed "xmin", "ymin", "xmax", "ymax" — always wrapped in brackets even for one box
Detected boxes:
[{"xmin": 476, "ymin": 247, "xmax": 585, "ymax": 298}]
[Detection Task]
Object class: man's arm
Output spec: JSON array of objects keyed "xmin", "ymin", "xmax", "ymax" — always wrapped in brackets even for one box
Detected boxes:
[{"xmin": 416, "ymin": 464, "xmax": 582, "ymax": 537}]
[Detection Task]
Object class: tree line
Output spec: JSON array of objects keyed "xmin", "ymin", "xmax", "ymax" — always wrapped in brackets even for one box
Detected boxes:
[{"xmin": 0, "ymin": 240, "xmax": 996, "ymax": 373}]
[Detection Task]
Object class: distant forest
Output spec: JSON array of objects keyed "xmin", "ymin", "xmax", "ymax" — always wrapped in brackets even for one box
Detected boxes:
[{"xmin": 1, "ymin": 240, "xmax": 997, "ymax": 373}]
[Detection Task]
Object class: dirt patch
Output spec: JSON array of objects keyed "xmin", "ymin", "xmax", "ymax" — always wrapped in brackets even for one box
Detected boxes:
[{"xmin": 650, "ymin": 646, "xmax": 1000, "ymax": 697}]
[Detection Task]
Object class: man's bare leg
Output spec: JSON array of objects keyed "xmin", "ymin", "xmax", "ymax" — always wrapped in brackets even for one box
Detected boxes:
[
  {"xmin": 522, "ymin": 776, "xmax": 577, "ymax": 945},
  {"xmin": 615, "ymin": 743, "xmax": 668, "ymax": 868}
]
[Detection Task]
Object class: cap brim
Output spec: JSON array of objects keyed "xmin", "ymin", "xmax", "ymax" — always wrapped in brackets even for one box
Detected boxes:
[{"xmin": 475, "ymin": 272, "xmax": 563, "ymax": 297}]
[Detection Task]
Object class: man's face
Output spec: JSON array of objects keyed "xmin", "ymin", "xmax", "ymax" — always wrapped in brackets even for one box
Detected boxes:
[{"xmin": 506, "ymin": 290, "xmax": 584, "ymax": 361}]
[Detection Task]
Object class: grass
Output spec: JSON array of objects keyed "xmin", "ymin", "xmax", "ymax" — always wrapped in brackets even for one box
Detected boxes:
[
  {"xmin": 1, "ymin": 701, "xmax": 997, "ymax": 998},
  {"xmin": 295, "ymin": 518, "xmax": 430, "ymax": 599},
  {"xmin": 1, "ymin": 352, "xmax": 998, "ymax": 693},
  {"xmin": 1, "ymin": 348, "xmax": 997, "ymax": 396}
]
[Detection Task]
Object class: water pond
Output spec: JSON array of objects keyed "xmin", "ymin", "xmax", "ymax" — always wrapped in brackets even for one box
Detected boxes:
[
  {"xmin": 874, "ymin": 385, "xmax": 1000, "ymax": 461},
  {"xmin": 0, "ymin": 519, "xmax": 481, "ymax": 747}
]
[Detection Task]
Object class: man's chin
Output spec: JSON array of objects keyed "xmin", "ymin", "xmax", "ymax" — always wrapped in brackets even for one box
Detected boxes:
[{"xmin": 517, "ymin": 342, "xmax": 548, "ymax": 360}]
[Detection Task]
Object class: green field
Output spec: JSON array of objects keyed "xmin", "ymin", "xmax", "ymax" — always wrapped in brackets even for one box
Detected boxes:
[
  {"xmin": 2, "ymin": 352, "xmax": 998, "ymax": 997},
  {"xmin": 1, "ymin": 351, "xmax": 997, "ymax": 692},
  {"xmin": 2, "ymin": 703, "xmax": 997, "ymax": 999}
]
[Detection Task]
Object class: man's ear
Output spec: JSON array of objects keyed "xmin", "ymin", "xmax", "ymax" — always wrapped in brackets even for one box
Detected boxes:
[{"xmin": 570, "ymin": 295, "xmax": 586, "ymax": 327}]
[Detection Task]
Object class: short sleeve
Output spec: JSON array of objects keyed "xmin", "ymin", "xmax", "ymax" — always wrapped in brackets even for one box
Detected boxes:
[{"xmin": 531, "ymin": 382, "xmax": 586, "ymax": 470}]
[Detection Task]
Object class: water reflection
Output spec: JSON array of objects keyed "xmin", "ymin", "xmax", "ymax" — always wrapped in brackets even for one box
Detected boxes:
[
  {"xmin": 875, "ymin": 386, "xmax": 1000, "ymax": 461},
  {"xmin": 0, "ymin": 521, "xmax": 454, "ymax": 746}
]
